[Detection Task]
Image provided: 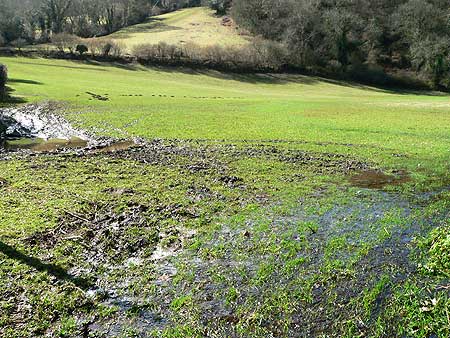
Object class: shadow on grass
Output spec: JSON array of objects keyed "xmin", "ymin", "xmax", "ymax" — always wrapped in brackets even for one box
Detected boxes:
[
  {"xmin": 149, "ymin": 66, "xmax": 445, "ymax": 95},
  {"xmin": 8, "ymin": 78, "xmax": 43, "ymax": 85},
  {"xmin": 83, "ymin": 59, "xmax": 140, "ymax": 71},
  {"xmin": 113, "ymin": 20, "xmax": 183, "ymax": 39},
  {"xmin": 0, "ymin": 87, "xmax": 27, "ymax": 106},
  {"xmin": 9, "ymin": 57, "xmax": 446, "ymax": 95},
  {"xmin": 13, "ymin": 60, "xmax": 109, "ymax": 72},
  {"xmin": 0, "ymin": 240, "xmax": 93, "ymax": 290}
]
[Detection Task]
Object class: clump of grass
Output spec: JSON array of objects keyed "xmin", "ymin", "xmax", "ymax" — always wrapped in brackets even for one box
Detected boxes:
[{"xmin": 418, "ymin": 222, "xmax": 450, "ymax": 278}]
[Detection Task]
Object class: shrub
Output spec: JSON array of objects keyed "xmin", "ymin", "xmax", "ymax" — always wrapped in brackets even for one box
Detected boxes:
[
  {"xmin": 133, "ymin": 40, "xmax": 288, "ymax": 71},
  {"xmin": 0, "ymin": 35, "xmax": 5, "ymax": 47},
  {"xmin": 133, "ymin": 42, "xmax": 182, "ymax": 61},
  {"xmin": 0, "ymin": 64, "xmax": 8, "ymax": 97},
  {"xmin": 10, "ymin": 38, "xmax": 27, "ymax": 51},
  {"xmin": 86, "ymin": 38, "xmax": 103, "ymax": 56},
  {"xmin": 133, "ymin": 43, "xmax": 155, "ymax": 59},
  {"xmin": 76, "ymin": 44, "xmax": 88, "ymax": 56},
  {"xmin": 102, "ymin": 40, "xmax": 124, "ymax": 58},
  {"xmin": 86, "ymin": 39, "xmax": 123, "ymax": 58},
  {"xmin": 52, "ymin": 33, "xmax": 79, "ymax": 53}
]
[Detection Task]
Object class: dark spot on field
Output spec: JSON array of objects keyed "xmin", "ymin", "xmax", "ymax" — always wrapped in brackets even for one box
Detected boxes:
[
  {"xmin": 0, "ymin": 177, "xmax": 8, "ymax": 188},
  {"xmin": 350, "ymin": 169, "xmax": 411, "ymax": 189},
  {"xmin": 118, "ymin": 93, "xmax": 242, "ymax": 100},
  {"xmin": 86, "ymin": 92, "xmax": 109, "ymax": 101},
  {"xmin": 218, "ymin": 175, "xmax": 244, "ymax": 188},
  {"xmin": 91, "ymin": 140, "xmax": 137, "ymax": 153}
]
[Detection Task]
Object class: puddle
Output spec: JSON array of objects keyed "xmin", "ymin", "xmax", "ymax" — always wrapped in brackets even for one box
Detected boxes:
[
  {"xmin": 350, "ymin": 170, "xmax": 410, "ymax": 189},
  {"xmin": 4, "ymin": 137, "xmax": 88, "ymax": 152},
  {"xmin": 0, "ymin": 104, "xmax": 90, "ymax": 141}
]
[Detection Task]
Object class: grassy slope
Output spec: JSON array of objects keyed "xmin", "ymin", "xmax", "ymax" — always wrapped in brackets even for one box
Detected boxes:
[
  {"xmin": 1, "ymin": 56, "xmax": 450, "ymax": 337},
  {"xmin": 106, "ymin": 7, "xmax": 250, "ymax": 52},
  {"xmin": 3, "ymin": 56, "xmax": 450, "ymax": 177}
]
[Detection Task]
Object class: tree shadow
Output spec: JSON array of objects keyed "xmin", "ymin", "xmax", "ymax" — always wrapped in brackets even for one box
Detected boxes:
[
  {"xmin": 0, "ymin": 240, "xmax": 93, "ymax": 290},
  {"xmin": 160, "ymin": 67, "xmax": 445, "ymax": 95},
  {"xmin": 114, "ymin": 21, "xmax": 183, "ymax": 38},
  {"xmin": 8, "ymin": 78, "xmax": 43, "ymax": 85},
  {"xmin": 112, "ymin": 17, "xmax": 176, "ymax": 35},
  {"xmin": 0, "ymin": 86, "xmax": 27, "ymax": 105},
  {"xmin": 83, "ymin": 59, "xmax": 140, "ymax": 71},
  {"xmin": 145, "ymin": 65, "xmax": 322, "ymax": 85},
  {"xmin": 15, "ymin": 60, "xmax": 109, "ymax": 72}
]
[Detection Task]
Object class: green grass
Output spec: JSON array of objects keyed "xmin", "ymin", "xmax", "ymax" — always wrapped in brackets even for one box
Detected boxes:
[
  {"xmin": 0, "ymin": 56, "xmax": 449, "ymax": 337},
  {"xmin": 106, "ymin": 7, "xmax": 250, "ymax": 52},
  {"xmin": 2, "ymin": 56, "xmax": 450, "ymax": 179}
]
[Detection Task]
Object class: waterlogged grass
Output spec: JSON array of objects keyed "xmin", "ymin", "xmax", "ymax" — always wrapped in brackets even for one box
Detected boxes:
[{"xmin": 0, "ymin": 56, "xmax": 449, "ymax": 337}]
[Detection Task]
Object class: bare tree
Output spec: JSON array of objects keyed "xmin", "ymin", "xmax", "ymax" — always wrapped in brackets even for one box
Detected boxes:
[{"xmin": 42, "ymin": 0, "xmax": 73, "ymax": 34}]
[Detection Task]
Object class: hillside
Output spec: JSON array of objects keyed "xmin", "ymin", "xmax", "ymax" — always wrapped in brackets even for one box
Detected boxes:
[{"xmin": 106, "ymin": 7, "xmax": 251, "ymax": 52}]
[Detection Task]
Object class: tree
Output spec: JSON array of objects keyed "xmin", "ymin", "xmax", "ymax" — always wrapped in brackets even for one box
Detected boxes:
[
  {"xmin": 284, "ymin": 0, "xmax": 321, "ymax": 67},
  {"xmin": 203, "ymin": 0, "xmax": 232, "ymax": 15},
  {"xmin": 391, "ymin": 0, "xmax": 449, "ymax": 87},
  {"xmin": 410, "ymin": 37, "xmax": 450, "ymax": 88},
  {"xmin": 42, "ymin": 0, "xmax": 73, "ymax": 34},
  {"xmin": 231, "ymin": 0, "xmax": 292, "ymax": 40},
  {"xmin": 0, "ymin": 64, "xmax": 7, "ymax": 98},
  {"xmin": 52, "ymin": 33, "xmax": 79, "ymax": 53},
  {"xmin": 322, "ymin": 7, "xmax": 363, "ymax": 70},
  {"xmin": 11, "ymin": 38, "xmax": 27, "ymax": 51},
  {"xmin": 76, "ymin": 43, "xmax": 88, "ymax": 55}
]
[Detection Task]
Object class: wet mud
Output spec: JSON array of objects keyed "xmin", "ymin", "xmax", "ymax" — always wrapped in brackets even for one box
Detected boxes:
[
  {"xmin": 350, "ymin": 169, "xmax": 411, "ymax": 189},
  {"xmin": 4, "ymin": 137, "xmax": 88, "ymax": 152}
]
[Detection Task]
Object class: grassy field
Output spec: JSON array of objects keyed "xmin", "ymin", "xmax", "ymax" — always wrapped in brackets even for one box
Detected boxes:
[
  {"xmin": 106, "ymin": 7, "xmax": 250, "ymax": 52},
  {"xmin": 0, "ymin": 56, "xmax": 449, "ymax": 337},
  {"xmin": 3, "ymin": 57, "xmax": 450, "ymax": 175}
]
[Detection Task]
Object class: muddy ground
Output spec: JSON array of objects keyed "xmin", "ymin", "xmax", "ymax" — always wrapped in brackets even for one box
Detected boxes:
[{"xmin": 0, "ymin": 105, "xmax": 449, "ymax": 338}]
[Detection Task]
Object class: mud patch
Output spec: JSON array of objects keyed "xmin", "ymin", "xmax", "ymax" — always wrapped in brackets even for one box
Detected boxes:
[
  {"xmin": 27, "ymin": 204, "xmax": 156, "ymax": 266},
  {"xmin": 4, "ymin": 137, "xmax": 88, "ymax": 152},
  {"xmin": 350, "ymin": 169, "xmax": 411, "ymax": 189},
  {"xmin": 91, "ymin": 140, "xmax": 138, "ymax": 153},
  {"xmin": 103, "ymin": 139, "xmax": 371, "ymax": 176}
]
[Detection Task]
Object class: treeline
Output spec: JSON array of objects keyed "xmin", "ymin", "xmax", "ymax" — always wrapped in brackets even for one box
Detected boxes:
[
  {"xmin": 229, "ymin": 0, "xmax": 450, "ymax": 89},
  {"xmin": 132, "ymin": 39, "xmax": 286, "ymax": 71},
  {"xmin": 0, "ymin": 0, "xmax": 199, "ymax": 45},
  {"xmin": 2, "ymin": 0, "xmax": 449, "ymax": 89}
]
